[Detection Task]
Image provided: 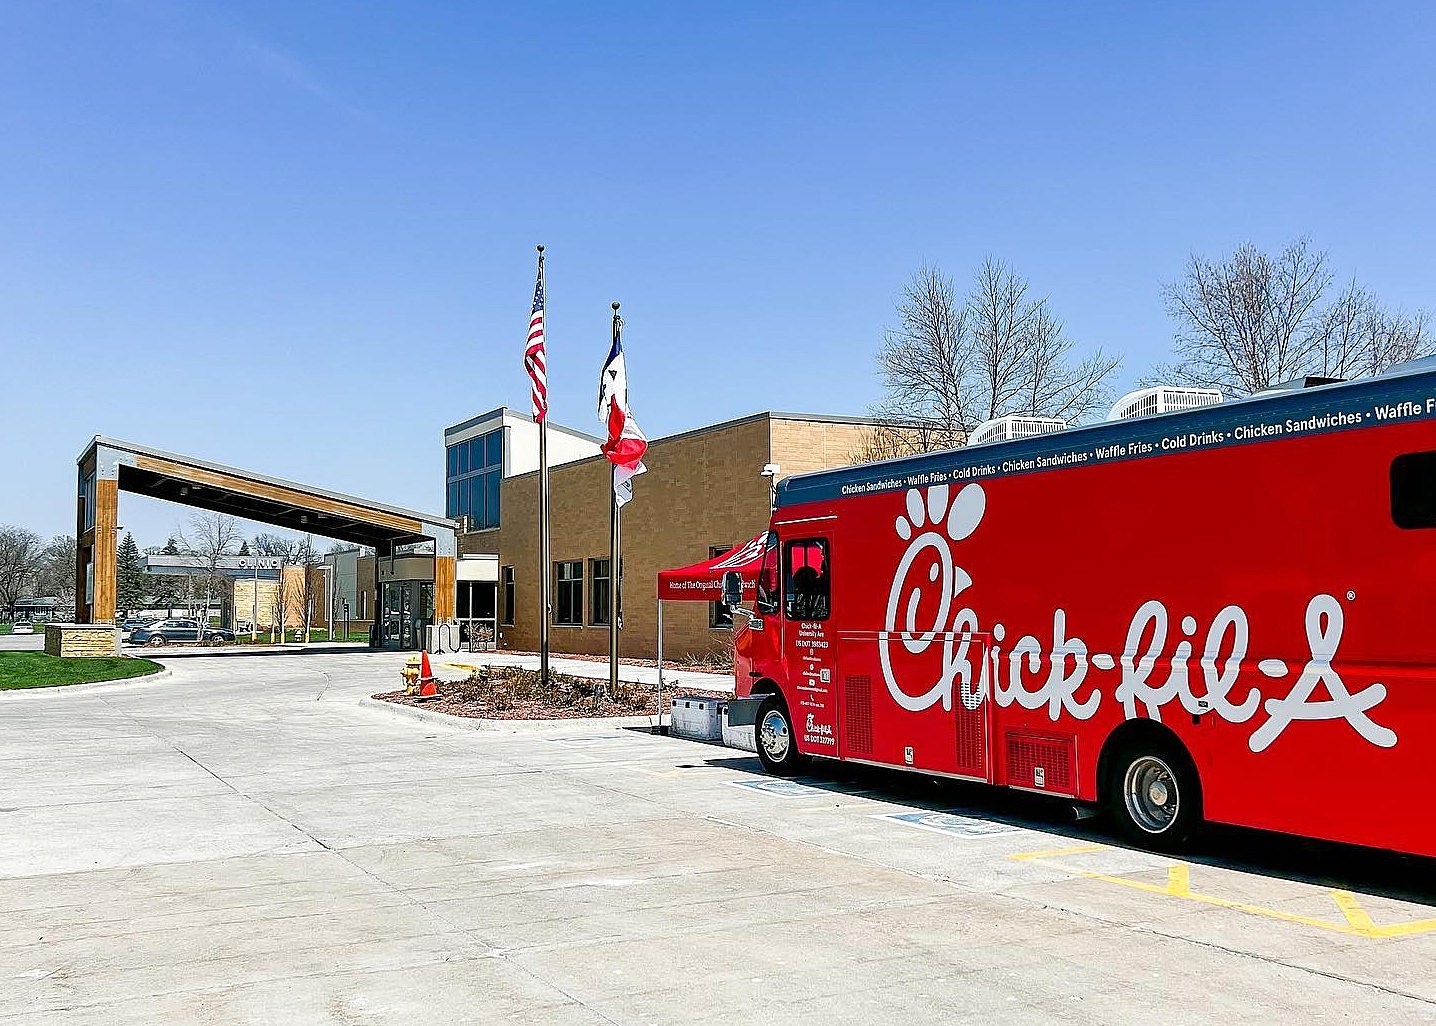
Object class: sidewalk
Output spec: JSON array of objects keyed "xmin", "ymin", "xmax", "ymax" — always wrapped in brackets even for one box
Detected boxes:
[{"xmin": 432, "ymin": 650, "xmax": 735, "ymax": 694}]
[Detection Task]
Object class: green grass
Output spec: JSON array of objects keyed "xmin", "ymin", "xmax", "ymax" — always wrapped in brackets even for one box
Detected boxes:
[{"xmin": 0, "ymin": 652, "xmax": 163, "ymax": 689}]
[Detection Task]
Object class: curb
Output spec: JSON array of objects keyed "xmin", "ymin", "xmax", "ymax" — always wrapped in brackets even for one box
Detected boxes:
[
  {"xmin": 0, "ymin": 665, "xmax": 173, "ymax": 697},
  {"xmin": 357, "ymin": 696, "xmax": 664, "ymax": 734}
]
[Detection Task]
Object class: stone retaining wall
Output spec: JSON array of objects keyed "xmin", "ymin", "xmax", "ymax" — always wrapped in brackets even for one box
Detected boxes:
[{"xmin": 45, "ymin": 624, "xmax": 120, "ymax": 658}]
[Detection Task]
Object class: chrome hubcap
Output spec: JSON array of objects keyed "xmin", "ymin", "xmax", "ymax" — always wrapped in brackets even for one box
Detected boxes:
[
  {"xmin": 759, "ymin": 709, "xmax": 790, "ymax": 762},
  {"xmin": 1124, "ymin": 755, "xmax": 1179, "ymax": 834}
]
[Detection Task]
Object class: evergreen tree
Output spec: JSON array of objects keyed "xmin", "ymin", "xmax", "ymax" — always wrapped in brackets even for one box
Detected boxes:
[
  {"xmin": 115, "ymin": 533, "xmax": 147, "ymax": 617},
  {"xmin": 152, "ymin": 536, "xmax": 184, "ymax": 615},
  {"xmin": 237, "ymin": 540, "xmax": 251, "ymax": 556}
]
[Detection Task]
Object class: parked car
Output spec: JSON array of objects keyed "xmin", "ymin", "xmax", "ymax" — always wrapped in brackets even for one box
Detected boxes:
[
  {"xmin": 9, "ymin": 621, "xmax": 34, "ymax": 635},
  {"xmin": 128, "ymin": 619, "xmax": 234, "ymax": 647},
  {"xmin": 121, "ymin": 617, "xmax": 158, "ymax": 635}
]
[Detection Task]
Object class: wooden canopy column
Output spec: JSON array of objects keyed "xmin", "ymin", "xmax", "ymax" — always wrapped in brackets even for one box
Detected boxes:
[
  {"xmin": 431, "ymin": 520, "xmax": 457, "ymax": 623},
  {"xmin": 92, "ymin": 479, "xmax": 118, "ymax": 624},
  {"xmin": 75, "ymin": 448, "xmax": 120, "ymax": 624}
]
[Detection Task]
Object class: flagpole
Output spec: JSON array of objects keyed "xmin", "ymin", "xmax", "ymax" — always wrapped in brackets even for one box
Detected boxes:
[
  {"xmin": 608, "ymin": 301, "xmax": 621, "ymax": 702},
  {"xmin": 537, "ymin": 245, "xmax": 551, "ymax": 688}
]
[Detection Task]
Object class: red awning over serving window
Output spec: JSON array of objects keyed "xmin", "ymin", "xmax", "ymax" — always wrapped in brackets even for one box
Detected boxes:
[{"xmin": 657, "ymin": 534, "xmax": 767, "ymax": 602}]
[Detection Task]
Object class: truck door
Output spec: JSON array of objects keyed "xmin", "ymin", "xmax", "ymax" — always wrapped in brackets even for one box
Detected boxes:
[{"xmin": 781, "ymin": 535, "xmax": 839, "ymax": 756}]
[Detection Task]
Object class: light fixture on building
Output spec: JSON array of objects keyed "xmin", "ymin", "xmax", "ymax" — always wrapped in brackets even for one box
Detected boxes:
[{"xmin": 760, "ymin": 463, "xmax": 781, "ymax": 512}]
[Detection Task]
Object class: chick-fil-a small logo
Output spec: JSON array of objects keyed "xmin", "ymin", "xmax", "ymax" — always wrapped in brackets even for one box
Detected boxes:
[{"xmin": 877, "ymin": 483, "xmax": 1397, "ymax": 753}]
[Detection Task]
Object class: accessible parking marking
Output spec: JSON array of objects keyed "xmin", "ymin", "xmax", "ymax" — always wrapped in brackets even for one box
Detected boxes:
[
  {"xmin": 728, "ymin": 778, "xmax": 826, "ymax": 798},
  {"xmin": 1011, "ymin": 844, "xmax": 1436, "ymax": 940},
  {"xmin": 880, "ymin": 810, "xmax": 1024, "ymax": 839}
]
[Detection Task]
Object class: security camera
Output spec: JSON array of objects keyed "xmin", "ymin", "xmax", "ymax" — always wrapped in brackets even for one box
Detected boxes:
[{"xmin": 760, "ymin": 463, "xmax": 781, "ymax": 478}]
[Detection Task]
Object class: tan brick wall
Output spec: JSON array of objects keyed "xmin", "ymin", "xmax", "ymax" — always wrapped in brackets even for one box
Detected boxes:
[
  {"xmin": 44, "ymin": 624, "xmax": 120, "ymax": 658},
  {"xmin": 770, "ymin": 417, "xmax": 928, "ymax": 474},
  {"xmin": 492, "ymin": 415, "xmax": 774, "ymax": 661}
]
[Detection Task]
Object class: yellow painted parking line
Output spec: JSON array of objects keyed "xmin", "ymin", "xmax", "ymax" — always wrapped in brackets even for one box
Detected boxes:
[
  {"xmin": 1166, "ymin": 864, "xmax": 1191, "ymax": 897},
  {"xmin": 1332, "ymin": 890, "xmax": 1376, "ymax": 932},
  {"xmin": 1010, "ymin": 847, "xmax": 1436, "ymax": 940},
  {"xmin": 1010, "ymin": 843, "xmax": 1111, "ymax": 861}
]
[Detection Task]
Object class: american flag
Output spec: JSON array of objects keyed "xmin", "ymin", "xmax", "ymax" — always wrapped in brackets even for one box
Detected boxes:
[{"xmin": 525, "ymin": 266, "xmax": 547, "ymax": 422}]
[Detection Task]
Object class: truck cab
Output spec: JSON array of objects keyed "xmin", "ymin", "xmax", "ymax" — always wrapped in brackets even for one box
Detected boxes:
[{"xmin": 725, "ymin": 526, "xmax": 837, "ymax": 773}]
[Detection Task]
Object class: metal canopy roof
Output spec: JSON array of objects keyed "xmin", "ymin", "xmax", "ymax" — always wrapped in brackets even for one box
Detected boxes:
[{"xmin": 81, "ymin": 436, "xmax": 456, "ymax": 551}]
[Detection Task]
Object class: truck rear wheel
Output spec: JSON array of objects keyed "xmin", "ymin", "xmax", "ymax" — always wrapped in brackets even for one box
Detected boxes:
[
  {"xmin": 1106, "ymin": 738, "xmax": 1202, "ymax": 851},
  {"xmin": 755, "ymin": 694, "xmax": 809, "ymax": 776}
]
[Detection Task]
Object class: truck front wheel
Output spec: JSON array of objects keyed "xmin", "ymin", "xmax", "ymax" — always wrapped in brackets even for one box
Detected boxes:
[{"xmin": 755, "ymin": 695, "xmax": 809, "ymax": 776}]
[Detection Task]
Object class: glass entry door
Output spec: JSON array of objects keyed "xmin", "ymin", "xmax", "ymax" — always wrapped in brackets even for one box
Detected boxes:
[{"xmin": 382, "ymin": 582, "xmax": 415, "ymax": 650}]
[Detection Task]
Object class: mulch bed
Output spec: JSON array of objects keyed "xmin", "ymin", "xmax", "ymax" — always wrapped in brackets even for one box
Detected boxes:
[
  {"xmin": 374, "ymin": 664, "xmax": 729, "ymax": 721},
  {"xmin": 499, "ymin": 649, "xmax": 733, "ymax": 675}
]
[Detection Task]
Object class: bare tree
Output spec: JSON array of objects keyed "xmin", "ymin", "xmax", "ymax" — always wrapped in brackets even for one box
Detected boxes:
[
  {"xmin": 0, "ymin": 527, "xmax": 44, "ymax": 620},
  {"xmin": 178, "ymin": 513, "xmax": 243, "ymax": 632},
  {"xmin": 849, "ymin": 422, "xmax": 948, "ymax": 464},
  {"xmin": 1309, "ymin": 281, "xmax": 1432, "ymax": 381},
  {"xmin": 1160, "ymin": 237, "xmax": 1432, "ymax": 394},
  {"xmin": 292, "ymin": 535, "xmax": 322, "ymax": 643},
  {"xmin": 875, "ymin": 260, "xmax": 1120, "ymax": 448},
  {"xmin": 35, "ymin": 536, "xmax": 77, "ymax": 607},
  {"xmin": 269, "ymin": 568, "xmax": 292, "ymax": 643},
  {"xmin": 251, "ymin": 533, "xmax": 297, "ymax": 560}
]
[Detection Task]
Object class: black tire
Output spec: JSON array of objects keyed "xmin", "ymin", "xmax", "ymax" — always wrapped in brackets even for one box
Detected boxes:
[
  {"xmin": 1106, "ymin": 737, "xmax": 1202, "ymax": 851},
  {"xmin": 146, "ymin": 635, "xmax": 166, "ymax": 648},
  {"xmin": 754, "ymin": 694, "xmax": 810, "ymax": 776},
  {"xmin": 206, "ymin": 633, "xmax": 226, "ymax": 646}
]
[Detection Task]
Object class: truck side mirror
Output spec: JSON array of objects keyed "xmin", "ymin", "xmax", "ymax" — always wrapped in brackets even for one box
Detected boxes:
[{"xmin": 721, "ymin": 570, "xmax": 744, "ymax": 609}]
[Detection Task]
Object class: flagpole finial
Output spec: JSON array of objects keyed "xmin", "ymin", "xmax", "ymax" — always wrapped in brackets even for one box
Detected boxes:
[
  {"xmin": 536, "ymin": 244, "xmax": 544, "ymax": 252},
  {"xmin": 611, "ymin": 302, "xmax": 620, "ymax": 312}
]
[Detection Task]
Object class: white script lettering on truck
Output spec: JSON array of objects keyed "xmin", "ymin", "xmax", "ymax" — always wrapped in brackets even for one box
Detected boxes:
[{"xmin": 876, "ymin": 483, "xmax": 1397, "ymax": 753}]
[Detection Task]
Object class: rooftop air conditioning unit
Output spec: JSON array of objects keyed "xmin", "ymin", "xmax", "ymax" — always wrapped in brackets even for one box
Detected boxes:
[
  {"xmin": 967, "ymin": 415, "xmax": 1067, "ymax": 446},
  {"xmin": 1107, "ymin": 386, "xmax": 1223, "ymax": 422}
]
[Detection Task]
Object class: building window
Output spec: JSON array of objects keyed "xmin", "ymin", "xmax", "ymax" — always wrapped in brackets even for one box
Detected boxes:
[
  {"xmin": 590, "ymin": 558, "xmax": 611, "ymax": 626},
  {"xmin": 446, "ymin": 428, "xmax": 504, "ymax": 530},
  {"xmin": 501, "ymin": 566, "xmax": 515, "ymax": 625},
  {"xmin": 709, "ymin": 546, "xmax": 733, "ymax": 628},
  {"xmin": 783, "ymin": 538, "xmax": 830, "ymax": 621},
  {"xmin": 554, "ymin": 560, "xmax": 583, "ymax": 626},
  {"xmin": 80, "ymin": 469, "xmax": 96, "ymax": 533},
  {"xmin": 1392, "ymin": 451, "xmax": 1436, "ymax": 529}
]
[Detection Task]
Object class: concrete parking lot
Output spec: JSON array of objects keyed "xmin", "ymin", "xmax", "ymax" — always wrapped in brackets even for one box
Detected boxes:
[{"xmin": 0, "ymin": 649, "xmax": 1431, "ymax": 1024}]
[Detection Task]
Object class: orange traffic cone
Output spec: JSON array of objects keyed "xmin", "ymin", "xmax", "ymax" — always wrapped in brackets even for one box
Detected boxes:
[{"xmin": 417, "ymin": 650, "xmax": 440, "ymax": 700}]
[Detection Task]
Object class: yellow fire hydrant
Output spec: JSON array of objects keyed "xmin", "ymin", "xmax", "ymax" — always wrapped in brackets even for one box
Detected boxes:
[{"xmin": 401, "ymin": 654, "xmax": 422, "ymax": 694}]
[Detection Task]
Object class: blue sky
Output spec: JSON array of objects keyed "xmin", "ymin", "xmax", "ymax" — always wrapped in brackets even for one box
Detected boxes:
[{"xmin": 2, "ymin": 1, "xmax": 1432, "ymax": 545}]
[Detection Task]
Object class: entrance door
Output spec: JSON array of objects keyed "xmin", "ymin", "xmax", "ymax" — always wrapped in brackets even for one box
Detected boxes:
[{"xmin": 382, "ymin": 582, "xmax": 415, "ymax": 650}]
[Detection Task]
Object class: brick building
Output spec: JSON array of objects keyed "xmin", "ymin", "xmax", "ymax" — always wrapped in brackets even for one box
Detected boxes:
[{"xmin": 455, "ymin": 411, "xmax": 905, "ymax": 661}]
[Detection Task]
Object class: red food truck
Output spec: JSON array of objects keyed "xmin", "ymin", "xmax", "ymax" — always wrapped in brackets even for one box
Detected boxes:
[{"xmin": 723, "ymin": 360, "xmax": 1436, "ymax": 857}]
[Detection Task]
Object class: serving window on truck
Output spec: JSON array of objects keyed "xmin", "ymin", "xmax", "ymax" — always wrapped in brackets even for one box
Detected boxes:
[
  {"xmin": 1391, "ymin": 451, "xmax": 1436, "ymax": 529},
  {"xmin": 783, "ymin": 538, "xmax": 830, "ymax": 621}
]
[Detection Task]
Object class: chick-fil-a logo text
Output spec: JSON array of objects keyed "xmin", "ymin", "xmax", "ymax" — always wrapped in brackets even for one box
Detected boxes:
[{"xmin": 877, "ymin": 483, "xmax": 1397, "ymax": 753}]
